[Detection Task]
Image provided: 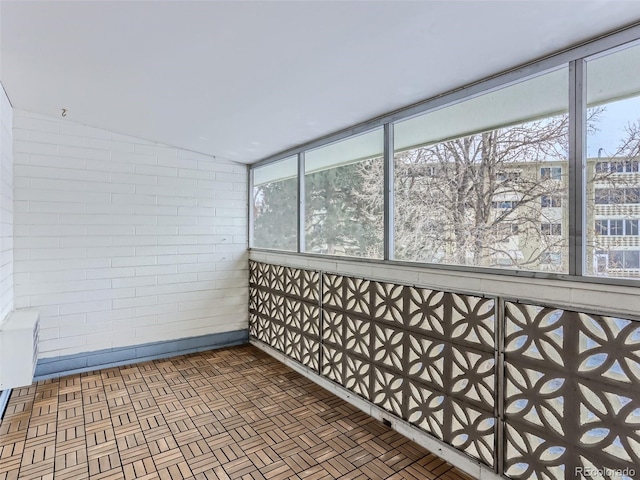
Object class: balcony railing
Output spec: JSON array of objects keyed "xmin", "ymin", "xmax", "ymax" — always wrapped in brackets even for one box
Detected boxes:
[{"xmin": 248, "ymin": 260, "xmax": 640, "ymax": 479}]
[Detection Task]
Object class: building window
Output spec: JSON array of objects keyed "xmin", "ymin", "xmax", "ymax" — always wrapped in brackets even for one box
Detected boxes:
[
  {"xmin": 497, "ymin": 171, "xmax": 521, "ymax": 182},
  {"xmin": 252, "ymin": 156, "xmax": 298, "ymax": 251},
  {"xmin": 595, "ymin": 188, "xmax": 640, "ymax": 205},
  {"xmin": 608, "ymin": 250, "xmax": 640, "ymax": 269},
  {"xmin": 541, "ymin": 195, "xmax": 562, "ymax": 208},
  {"xmin": 610, "ymin": 219, "xmax": 623, "ymax": 235},
  {"xmin": 595, "ymin": 219, "xmax": 640, "ymax": 236},
  {"xmin": 625, "ymin": 188, "xmax": 640, "ymax": 204},
  {"xmin": 626, "ymin": 251, "xmax": 640, "ymax": 269},
  {"xmin": 491, "ymin": 200, "xmax": 517, "ymax": 209},
  {"xmin": 625, "ymin": 219, "xmax": 639, "ymax": 236},
  {"xmin": 494, "ymin": 223, "xmax": 519, "ymax": 242},
  {"xmin": 595, "ymin": 188, "xmax": 611, "ymax": 205},
  {"xmin": 493, "ymin": 258, "xmax": 514, "ymax": 266},
  {"xmin": 540, "ymin": 252, "xmax": 562, "ymax": 265},
  {"xmin": 625, "ymin": 160, "xmax": 640, "ymax": 172},
  {"xmin": 595, "ymin": 162, "xmax": 608, "ymax": 173},
  {"xmin": 541, "ymin": 167, "xmax": 562, "ymax": 180},
  {"xmin": 595, "ymin": 160, "xmax": 639, "ymax": 173},
  {"xmin": 541, "ymin": 223, "xmax": 562, "ymax": 235}
]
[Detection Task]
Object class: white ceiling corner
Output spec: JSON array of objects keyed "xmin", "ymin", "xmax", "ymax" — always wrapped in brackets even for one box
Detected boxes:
[{"xmin": 2, "ymin": 0, "xmax": 640, "ymax": 164}]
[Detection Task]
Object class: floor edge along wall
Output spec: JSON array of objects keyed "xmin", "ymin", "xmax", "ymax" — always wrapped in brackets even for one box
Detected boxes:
[
  {"xmin": 0, "ymin": 329, "xmax": 248, "ymax": 423},
  {"xmin": 248, "ymin": 259, "xmax": 640, "ymax": 480},
  {"xmin": 34, "ymin": 329, "xmax": 249, "ymax": 381},
  {"xmin": 250, "ymin": 338, "xmax": 501, "ymax": 480}
]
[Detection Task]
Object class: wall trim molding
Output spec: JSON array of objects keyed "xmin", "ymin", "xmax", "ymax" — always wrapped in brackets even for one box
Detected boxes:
[{"xmin": 34, "ymin": 329, "xmax": 248, "ymax": 381}]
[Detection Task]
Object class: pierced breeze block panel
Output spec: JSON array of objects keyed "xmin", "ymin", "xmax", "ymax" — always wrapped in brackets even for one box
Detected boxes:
[
  {"xmin": 504, "ymin": 302, "xmax": 640, "ymax": 480},
  {"xmin": 249, "ymin": 261, "xmax": 321, "ymax": 372},
  {"xmin": 321, "ymin": 273, "xmax": 497, "ymax": 468},
  {"xmin": 251, "ymin": 262, "xmax": 497, "ymax": 468},
  {"xmin": 250, "ymin": 260, "xmax": 639, "ymax": 478},
  {"xmin": 251, "ymin": 262, "xmax": 498, "ymax": 469}
]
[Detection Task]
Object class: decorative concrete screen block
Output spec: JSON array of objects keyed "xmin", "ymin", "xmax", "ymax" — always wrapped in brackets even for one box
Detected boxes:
[
  {"xmin": 249, "ymin": 260, "xmax": 497, "ymax": 469},
  {"xmin": 320, "ymin": 273, "xmax": 496, "ymax": 467},
  {"xmin": 504, "ymin": 302, "xmax": 640, "ymax": 479},
  {"xmin": 250, "ymin": 260, "xmax": 640, "ymax": 477},
  {"xmin": 249, "ymin": 261, "xmax": 321, "ymax": 372},
  {"xmin": 0, "ymin": 309, "xmax": 39, "ymax": 389}
]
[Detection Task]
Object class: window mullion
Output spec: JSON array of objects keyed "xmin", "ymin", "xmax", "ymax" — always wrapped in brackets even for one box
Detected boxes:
[
  {"xmin": 248, "ymin": 166, "xmax": 254, "ymax": 249},
  {"xmin": 568, "ymin": 59, "xmax": 587, "ymax": 276},
  {"xmin": 298, "ymin": 152, "xmax": 305, "ymax": 253},
  {"xmin": 384, "ymin": 123, "xmax": 394, "ymax": 261}
]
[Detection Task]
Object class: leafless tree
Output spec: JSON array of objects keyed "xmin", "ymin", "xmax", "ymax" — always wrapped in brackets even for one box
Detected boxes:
[{"xmin": 375, "ymin": 114, "xmax": 569, "ymax": 269}]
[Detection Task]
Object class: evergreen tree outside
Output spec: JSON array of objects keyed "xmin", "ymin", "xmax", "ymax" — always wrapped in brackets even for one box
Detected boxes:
[
  {"xmin": 305, "ymin": 158, "xmax": 383, "ymax": 257},
  {"xmin": 253, "ymin": 177, "xmax": 297, "ymax": 250}
]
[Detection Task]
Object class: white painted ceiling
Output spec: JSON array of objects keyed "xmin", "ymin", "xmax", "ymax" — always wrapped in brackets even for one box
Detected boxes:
[{"xmin": 2, "ymin": 1, "xmax": 640, "ymax": 164}]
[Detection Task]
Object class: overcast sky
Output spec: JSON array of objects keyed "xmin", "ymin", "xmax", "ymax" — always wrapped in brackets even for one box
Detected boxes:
[{"xmin": 587, "ymin": 96, "xmax": 640, "ymax": 159}]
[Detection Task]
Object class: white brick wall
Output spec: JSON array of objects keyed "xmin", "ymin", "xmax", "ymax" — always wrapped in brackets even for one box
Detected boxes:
[
  {"xmin": 0, "ymin": 85, "xmax": 13, "ymax": 324},
  {"xmin": 13, "ymin": 110, "xmax": 248, "ymax": 359}
]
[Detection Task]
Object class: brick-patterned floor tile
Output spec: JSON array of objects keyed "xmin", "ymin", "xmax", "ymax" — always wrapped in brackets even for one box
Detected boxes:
[{"xmin": 0, "ymin": 346, "xmax": 474, "ymax": 480}]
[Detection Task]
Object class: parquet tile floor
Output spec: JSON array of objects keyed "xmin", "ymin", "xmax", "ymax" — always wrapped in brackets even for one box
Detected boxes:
[{"xmin": 0, "ymin": 345, "xmax": 475, "ymax": 480}]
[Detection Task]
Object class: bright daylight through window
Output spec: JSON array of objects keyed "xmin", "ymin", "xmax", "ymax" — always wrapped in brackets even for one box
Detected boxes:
[
  {"xmin": 586, "ymin": 42, "xmax": 640, "ymax": 278},
  {"xmin": 304, "ymin": 130, "xmax": 384, "ymax": 258},
  {"xmin": 252, "ymin": 156, "xmax": 297, "ymax": 251},
  {"xmin": 394, "ymin": 67, "xmax": 569, "ymax": 272},
  {"xmin": 250, "ymin": 37, "xmax": 640, "ymax": 281}
]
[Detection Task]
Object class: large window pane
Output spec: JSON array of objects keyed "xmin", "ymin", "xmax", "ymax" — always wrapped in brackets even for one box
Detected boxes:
[
  {"xmin": 304, "ymin": 130, "xmax": 384, "ymax": 257},
  {"xmin": 394, "ymin": 67, "xmax": 569, "ymax": 272},
  {"xmin": 253, "ymin": 156, "xmax": 297, "ymax": 250},
  {"xmin": 586, "ymin": 42, "xmax": 640, "ymax": 278}
]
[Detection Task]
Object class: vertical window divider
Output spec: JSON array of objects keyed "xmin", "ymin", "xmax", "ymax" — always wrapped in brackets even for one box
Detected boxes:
[
  {"xmin": 298, "ymin": 152, "xmax": 306, "ymax": 253},
  {"xmin": 384, "ymin": 123, "xmax": 394, "ymax": 261},
  {"xmin": 568, "ymin": 59, "xmax": 587, "ymax": 276},
  {"xmin": 247, "ymin": 165, "xmax": 254, "ymax": 249}
]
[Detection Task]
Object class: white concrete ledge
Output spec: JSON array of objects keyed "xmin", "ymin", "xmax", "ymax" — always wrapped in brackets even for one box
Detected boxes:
[
  {"xmin": 249, "ymin": 251, "xmax": 640, "ymax": 319},
  {"xmin": 0, "ymin": 309, "xmax": 40, "ymax": 390},
  {"xmin": 1, "ymin": 309, "xmax": 39, "ymax": 331}
]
